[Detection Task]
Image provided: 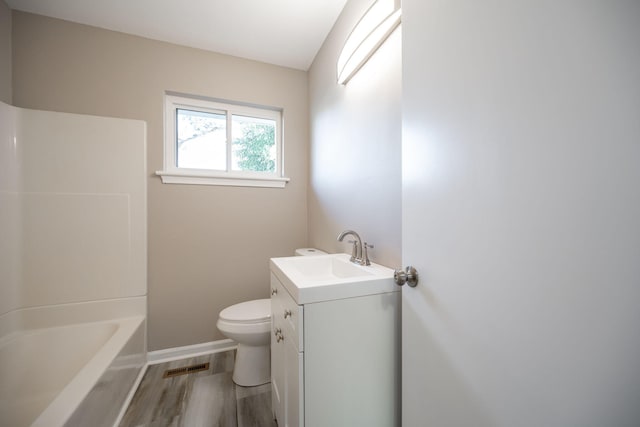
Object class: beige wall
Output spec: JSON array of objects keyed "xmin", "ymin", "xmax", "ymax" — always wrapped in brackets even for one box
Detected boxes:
[
  {"xmin": 12, "ymin": 11, "xmax": 308, "ymax": 350},
  {"xmin": 308, "ymin": 0, "xmax": 402, "ymax": 267},
  {"xmin": 0, "ymin": 0, "xmax": 10, "ymax": 103}
]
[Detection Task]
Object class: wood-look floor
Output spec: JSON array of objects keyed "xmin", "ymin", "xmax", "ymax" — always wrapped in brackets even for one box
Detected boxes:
[{"xmin": 119, "ymin": 350, "xmax": 277, "ymax": 427}]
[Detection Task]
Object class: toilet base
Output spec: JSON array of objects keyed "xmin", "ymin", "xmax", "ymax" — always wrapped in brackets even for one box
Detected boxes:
[{"xmin": 233, "ymin": 343, "xmax": 270, "ymax": 387}]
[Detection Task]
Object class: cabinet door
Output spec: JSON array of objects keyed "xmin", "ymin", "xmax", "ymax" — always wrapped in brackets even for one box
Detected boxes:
[
  {"xmin": 271, "ymin": 273, "xmax": 305, "ymax": 427},
  {"xmin": 284, "ymin": 337, "xmax": 303, "ymax": 427},
  {"xmin": 271, "ymin": 296, "xmax": 284, "ymax": 423},
  {"xmin": 304, "ymin": 293, "xmax": 400, "ymax": 426}
]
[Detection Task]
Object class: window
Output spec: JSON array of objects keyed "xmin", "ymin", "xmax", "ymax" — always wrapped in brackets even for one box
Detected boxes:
[{"xmin": 157, "ymin": 93, "xmax": 289, "ymax": 188}]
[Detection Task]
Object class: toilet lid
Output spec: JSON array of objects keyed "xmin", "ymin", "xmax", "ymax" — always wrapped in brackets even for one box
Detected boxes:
[{"xmin": 219, "ymin": 299, "xmax": 271, "ymax": 323}]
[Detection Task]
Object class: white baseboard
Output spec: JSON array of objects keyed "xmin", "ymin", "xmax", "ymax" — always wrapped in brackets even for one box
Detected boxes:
[{"xmin": 147, "ymin": 339, "xmax": 237, "ymax": 365}]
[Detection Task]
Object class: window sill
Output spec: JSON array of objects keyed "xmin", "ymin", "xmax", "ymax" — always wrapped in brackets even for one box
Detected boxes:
[{"xmin": 155, "ymin": 171, "xmax": 290, "ymax": 188}]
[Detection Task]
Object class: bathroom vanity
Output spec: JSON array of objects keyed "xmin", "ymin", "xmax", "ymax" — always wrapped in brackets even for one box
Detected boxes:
[{"xmin": 269, "ymin": 253, "xmax": 400, "ymax": 427}]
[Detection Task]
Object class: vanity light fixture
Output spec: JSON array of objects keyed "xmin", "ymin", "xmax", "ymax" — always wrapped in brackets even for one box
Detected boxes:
[{"xmin": 337, "ymin": 0, "xmax": 402, "ymax": 85}]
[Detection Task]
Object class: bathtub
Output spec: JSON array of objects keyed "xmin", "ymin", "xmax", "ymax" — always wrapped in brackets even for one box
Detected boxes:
[{"xmin": 0, "ymin": 302, "xmax": 146, "ymax": 427}]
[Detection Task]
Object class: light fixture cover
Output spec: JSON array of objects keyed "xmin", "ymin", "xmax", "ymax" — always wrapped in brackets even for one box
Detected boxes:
[{"xmin": 337, "ymin": 0, "xmax": 402, "ymax": 85}]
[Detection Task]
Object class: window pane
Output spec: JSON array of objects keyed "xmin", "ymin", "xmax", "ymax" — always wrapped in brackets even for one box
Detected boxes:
[
  {"xmin": 231, "ymin": 115, "xmax": 276, "ymax": 172},
  {"xmin": 176, "ymin": 108, "xmax": 226, "ymax": 170}
]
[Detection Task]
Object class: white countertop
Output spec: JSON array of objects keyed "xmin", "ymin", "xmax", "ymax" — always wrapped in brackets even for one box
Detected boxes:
[{"xmin": 269, "ymin": 253, "xmax": 399, "ymax": 304}]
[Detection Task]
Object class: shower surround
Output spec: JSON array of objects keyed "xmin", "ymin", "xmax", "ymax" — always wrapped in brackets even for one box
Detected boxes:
[{"xmin": 0, "ymin": 101, "xmax": 147, "ymax": 426}]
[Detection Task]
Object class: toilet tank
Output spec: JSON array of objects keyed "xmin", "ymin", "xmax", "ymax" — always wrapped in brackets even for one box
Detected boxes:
[{"xmin": 295, "ymin": 248, "xmax": 327, "ymax": 256}]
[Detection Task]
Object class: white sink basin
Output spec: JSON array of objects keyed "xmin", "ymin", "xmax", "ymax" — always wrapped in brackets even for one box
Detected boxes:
[
  {"xmin": 270, "ymin": 253, "xmax": 398, "ymax": 304},
  {"xmin": 284, "ymin": 255, "xmax": 375, "ymax": 280}
]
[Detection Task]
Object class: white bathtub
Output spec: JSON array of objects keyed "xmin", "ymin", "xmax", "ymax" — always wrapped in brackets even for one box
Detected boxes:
[{"xmin": 0, "ymin": 307, "xmax": 145, "ymax": 427}]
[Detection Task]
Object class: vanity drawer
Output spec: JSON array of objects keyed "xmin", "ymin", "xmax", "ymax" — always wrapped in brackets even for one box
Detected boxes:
[{"xmin": 270, "ymin": 273, "xmax": 303, "ymax": 351}]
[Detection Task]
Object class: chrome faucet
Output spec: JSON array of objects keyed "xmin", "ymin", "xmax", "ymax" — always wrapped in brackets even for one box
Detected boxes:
[{"xmin": 337, "ymin": 230, "xmax": 373, "ymax": 266}]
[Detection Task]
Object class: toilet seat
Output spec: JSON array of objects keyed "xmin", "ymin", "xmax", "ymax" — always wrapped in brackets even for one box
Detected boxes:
[{"xmin": 219, "ymin": 299, "xmax": 271, "ymax": 324}]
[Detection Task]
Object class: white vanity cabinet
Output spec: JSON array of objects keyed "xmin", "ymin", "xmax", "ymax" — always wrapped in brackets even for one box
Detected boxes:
[{"xmin": 270, "ymin": 255, "xmax": 400, "ymax": 427}]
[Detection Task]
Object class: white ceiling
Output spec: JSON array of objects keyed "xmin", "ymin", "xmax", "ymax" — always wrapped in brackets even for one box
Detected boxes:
[{"xmin": 6, "ymin": 0, "xmax": 348, "ymax": 70}]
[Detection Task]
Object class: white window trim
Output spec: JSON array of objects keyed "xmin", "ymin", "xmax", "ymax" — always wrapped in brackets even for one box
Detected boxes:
[{"xmin": 156, "ymin": 93, "xmax": 290, "ymax": 188}]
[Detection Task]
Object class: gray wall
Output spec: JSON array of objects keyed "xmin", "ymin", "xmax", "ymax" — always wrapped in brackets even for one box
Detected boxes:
[
  {"xmin": 11, "ymin": 11, "xmax": 309, "ymax": 350},
  {"xmin": 308, "ymin": 0, "xmax": 402, "ymax": 268},
  {"xmin": 0, "ymin": 0, "xmax": 10, "ymax": 103}
]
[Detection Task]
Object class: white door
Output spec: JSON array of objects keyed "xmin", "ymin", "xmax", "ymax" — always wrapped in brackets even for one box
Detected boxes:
[{"xmin": 401, "ymin": 1, "xmax": 640, "ymax": 426}]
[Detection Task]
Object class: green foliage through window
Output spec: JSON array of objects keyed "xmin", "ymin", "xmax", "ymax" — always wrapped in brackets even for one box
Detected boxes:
[{"xmin": 233, "ymin": 121, "xmax": 276, "ymax": 172}]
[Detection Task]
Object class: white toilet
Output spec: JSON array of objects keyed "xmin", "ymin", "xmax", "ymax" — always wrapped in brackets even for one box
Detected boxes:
[
  {"xmin": 216, "ymin": 248, "xmax": 326, "ymax": 387},
  {"xmin": 217, "ymin": 298, "xmax": 271, "ymax": 386}
]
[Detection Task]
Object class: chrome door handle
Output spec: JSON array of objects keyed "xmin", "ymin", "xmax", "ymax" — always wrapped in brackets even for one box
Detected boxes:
[{"xmin": 394, "ymin": 266, "xmax": 418, "ymax": 287}]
